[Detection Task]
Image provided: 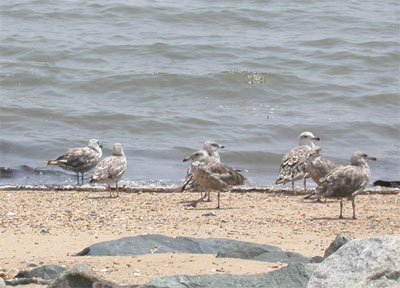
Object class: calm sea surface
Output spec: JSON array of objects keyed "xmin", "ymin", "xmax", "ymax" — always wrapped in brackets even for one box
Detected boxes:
[{"xmin": 1, "ymin": 0, "xmax": 399, "ymax": 187}]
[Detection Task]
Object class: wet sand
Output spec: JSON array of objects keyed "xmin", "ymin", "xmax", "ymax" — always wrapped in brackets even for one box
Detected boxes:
[{"xmin": 1, "ymin": 189, "xmax": 399, "ymax": 287}]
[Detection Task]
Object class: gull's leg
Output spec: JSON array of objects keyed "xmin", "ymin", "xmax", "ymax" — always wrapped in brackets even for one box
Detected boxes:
[
  {"xmin": 351, "ymin": 197, "xmax": 356, "ymax": 219},
  {"xmin": 339, "ymin": 199, "xmax": 343, "ymax": 219},
  {"xmin": 108, "ymin": 185, "xmax": 112, "ymax": 198},
  {"xmin": 191, "ymin": 191, "xmax": 207, "ymax": 207},
  {"xmin": 206, "ymin": 191, "xmax": 211, "ymax": 202},
  {"xmin": 116, "ymin": 182, "xmax": 119, "ymax": 197},
  {"xmin": 216, "ymin": 191, "xmax": 220, "ymax": 209},
  {"xmin": 303, "ymin": 178, "xmax": 307, "ymax": 192},
  {"xmin": 81, "ymin": 172, "xmax": 84, "ymax": 185},
  {"xmin": 292, "ymin": 181, "xmax": 295, "ymax": 191},
  {"xmin": 76, "ymin": 173, "xmax": 80, "ymax": 185}
]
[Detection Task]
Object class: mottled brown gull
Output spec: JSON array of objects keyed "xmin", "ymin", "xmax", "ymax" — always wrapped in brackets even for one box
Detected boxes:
[
  {"xmin": 305, "ymin": 151, "xmax": 376, "ymax": 219},
  {"xmin": 183, "ymin": 150, "xmax": 247, "ymax": 209},
  {"xmin": 275, "ymin": 131, "xmax": 320, "ymax": 191},
  {"xmin": 181, "ymin": 141, "xmax": 224, "ymax": 194},
  {"xmin": 305, "ymin": 146, "xmax": 337, "ymax": 185},
  {"xmin": 90, "ymin": 143, "xmax": 127, "ymax": 198},
  {"xmin": 46, "ymin": 139, "xmax": 102, "ymax": 185}
]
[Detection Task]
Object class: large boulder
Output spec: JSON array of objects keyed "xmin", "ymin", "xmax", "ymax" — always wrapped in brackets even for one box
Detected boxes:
[
  {"xmin": 47, "ymin": 264, "xmax": 106, "ymax": 288},
  {"xmin": 140, "ymin": 263, "xmax": 316, "ymax": 288},
  {"xmin": 75, "ymin": 235, "xmax": 280, "ymax": 257},
  {"xmin": 307, "ymin": 235, "xmax": 400, "ymax": 288}
]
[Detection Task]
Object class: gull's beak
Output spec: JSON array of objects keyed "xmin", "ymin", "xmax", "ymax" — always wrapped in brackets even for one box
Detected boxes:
[
  {"xmin": 312, "ymin": 136, "xmax": 320, "ymax": 141},
  {"xmin": 99, "ymin": 143, "xmax": 103, "ymax": 148},
  {"xmin": 219, "ymin": 145, "xmax": 225, "ymax": 149},
  {"xmin": 367, "ymin": 156, "xmax": 377, "ymax": 161},
  {"xmin": 183, "ymin": 156, "xmax": 191, "ymax": 162}
]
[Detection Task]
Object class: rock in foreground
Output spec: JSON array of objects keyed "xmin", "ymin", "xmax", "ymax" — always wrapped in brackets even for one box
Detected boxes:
[
  {"xmin": 140, "ymin": 263, "xmax": 316, "ymax": 288},
  {"xmin": 48, "ymin": 264, "xmax": 106, "ymax": 288},
  {"xmin": 216, "ymin": 241, "xmax": 322, "ymax": 264},
  {"xmin": 323, "ymin": 234, "xmax": 352, "ymax": 258},
  {"xmin": 16, "ymin": 265, "xmax": 66, "ymax": 280},
  {"xmin": 75, "ymin": 234, "xmax": 280, "ymax": 257},
  {"xmin": 307, "ymin": 235, "xmax": 400, "ymax": 288}
]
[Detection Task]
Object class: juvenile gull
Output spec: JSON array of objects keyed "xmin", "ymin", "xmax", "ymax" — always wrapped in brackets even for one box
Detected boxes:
[
  {"xmin": 183, "ymin": 150, "xmax": 247, "ymax": 209},
  {"xmin": 46, "ymin": 139, "xmax": 102, "ymax": 185},
  {"xmin": 305, "ymin": 146, "xmax": 337, "ymax": 185},
  {"xmin": 275, "ymin": 131, "xmax": 320, "ymax": 191},
  {"xmin": 305, "ymin": 151, "xmax": 376, "ymax": 219},
  {"xmin": 181, "ymin": 141, "xmax": 224, "ymax": 194},
  {"xmin": 90, "ymin": 143, "xmax": 127, "ymax": 198}
]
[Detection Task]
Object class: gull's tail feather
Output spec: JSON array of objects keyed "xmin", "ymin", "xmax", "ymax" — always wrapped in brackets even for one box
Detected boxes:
[{"xmin": 45, "ymin": 159, "xmax": 67, "ymax": 166}]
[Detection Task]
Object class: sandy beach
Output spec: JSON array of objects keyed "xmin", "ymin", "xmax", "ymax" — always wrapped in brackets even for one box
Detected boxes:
[{"xmin": 1, "ymin": 189, "xmax": 399, "ymax": 287}]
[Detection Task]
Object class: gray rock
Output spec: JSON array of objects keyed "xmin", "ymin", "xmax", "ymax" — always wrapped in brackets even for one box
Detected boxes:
[
  {"xmin": 75, "ymin": 235, "xmax": 280, "ymax": 257},
  {"xmin": 47, "ymin": 264, "xmax": 105, "ymax": 288},
  {"xmin": 307, "ymin": 235, "xmax": 400, "ymax": 288},
  {"xmin": 92, "ymin": 281, "xmax": 139, "ymax": 288},
  {"xmin": 216, "ymin": 242, "xmax": 316, "ymax": 264},
  {"xmin": 0, "ymin": 278, "xmax": 5, "ymax": 288},
  {"xmin": 324, "ymin": 234, "xmax": 351, "ymax": 258},
  {"xmin": 15, "ymin": 264, "xmax": 66, "ymax": 280},
  {"xmin": 5, "ymin": 278, "xmax": 49, "ymax": 286},
  {"xmin": 140, "ymin": 263, "xmax": 316, "ymax": 288}
]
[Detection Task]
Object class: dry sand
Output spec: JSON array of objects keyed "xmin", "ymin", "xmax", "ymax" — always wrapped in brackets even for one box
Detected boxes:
[{"xmin": 0, "ymin": 189, "xmax": 399, "ymax": 287}]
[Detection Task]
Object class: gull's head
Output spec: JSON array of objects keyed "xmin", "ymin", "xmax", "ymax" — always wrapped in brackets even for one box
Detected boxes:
[
  {"xmin": 350, "ymin": 151, "xmax": 377, "ymax": 166},
  {"xmin": 310, "ymin": 146, "xmax": 322, "ymax": 158},
  {"xmin": 113, "ymin": 143, "xmax": 124, "ymax": 156},
  {"xmin": 298, "ymin": 131, "xmax": 320, "ymax": 147},
  {"xmin": 203, "ymin": 141, "xmax": 224, "ymax": 155},
  {"xmin": 88, "ymin": 139, "xmax": 103, "ymax": 149},
  {"xmin": 183, "ymin": 150, "xmax": 209, "ymax": 163}
]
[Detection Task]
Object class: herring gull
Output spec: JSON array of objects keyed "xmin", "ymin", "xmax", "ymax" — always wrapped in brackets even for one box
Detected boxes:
[
  {"xmin": 46, "ymin": 139, "xmax": 102, "ymax": 185},
  {"xmin": 305, "ymin": 146, "xmax": 337, "ymax": 185},
  {"xmin": 183, "ymin": 150, "xmax": 247, "ymax": 208},
  {"xmin": 305, "ymin": 151, "xmax": 376, "ymax": 219},
  {"xmin": 181, "ymin": 141, "xmax": 224, "ymax": 195},
  {"xmin": 275, "ymin": 131, "xmax": 320, "ymax": 191},
  {"xmin": 89, "ymin": 143, "xmax": 127, "ymax": 197}
]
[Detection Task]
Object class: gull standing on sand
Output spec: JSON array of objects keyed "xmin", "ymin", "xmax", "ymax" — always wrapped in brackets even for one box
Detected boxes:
[
  {"xmin": 305, "ymin": 151, "xmax": 376, "ymax": 219},
  {"xmin": 183, "ymin": 150, "xmax": 247, "ymax": 208},
  {"xmin": 181, "ymin": 141, "xmax": 224, "ymax": 193},
  {"xmin": 305, "ymin": 146, "xmax": 337, "ymax": 185},
  {"xmin": 275, "ymin": 131, "xmax": 320, "ymax": 191},
  {"xmin": 46, "ymin": 139, "xmax": 102, "ymax": 185},
  {"xmin": 90, "ymin": 143, "xmax": 127, "ymax": 198}
]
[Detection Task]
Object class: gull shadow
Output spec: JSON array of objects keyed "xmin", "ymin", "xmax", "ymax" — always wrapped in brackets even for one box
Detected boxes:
[
  {"xmin": 85, "ymin": 195, "xmax": 119, "ymax": 200},
  {"xmin": 190, "ymin": 207, "xmax": 236, "ymax": 211},
  {"xmin": 312, "ymin": 216, "xmax": 355, "ymax": 221}
]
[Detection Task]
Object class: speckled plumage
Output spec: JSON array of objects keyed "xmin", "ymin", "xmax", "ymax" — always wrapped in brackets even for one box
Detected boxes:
[
  {"xmin": 90, "ymin": 143, "xmax": 127, "ymax": 197},
  {"xmin": 275, "ymin": 131, "xmax": 320, "ymax": 191},
  {"xmin": 181, "ymin": 141, "xmax": 224, "ymax": 192},
  {"xmin": 305, "ymin": 151, "xmax": 376, "ymax": 219},
  {"xmin": 306, "ymin": 146, "xmax": 337, "ymax": 185},
  {"xmin": 184, "ymin": 150, "xmax": 247, "ymax": 208},
  {"xmin": 47, "ymin": 139, "xmax": 102, "ymax": 185}
]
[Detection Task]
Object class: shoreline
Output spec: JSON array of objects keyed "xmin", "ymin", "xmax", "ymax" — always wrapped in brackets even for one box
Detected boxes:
[
  {"xmin": 0, "ymin": 185, "xmax": 398, "ymax": 195},
  {"xmin": 1, "ymin": 189, "xmax": 399, "ymax": 286}
]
